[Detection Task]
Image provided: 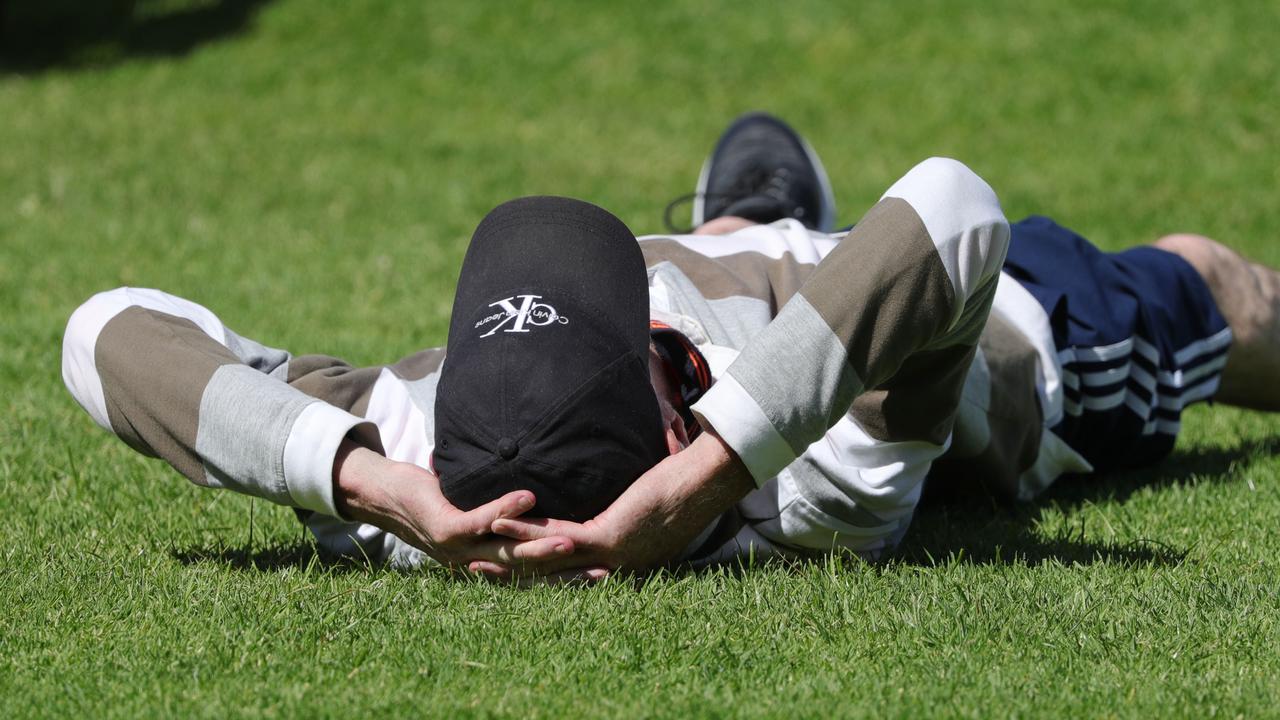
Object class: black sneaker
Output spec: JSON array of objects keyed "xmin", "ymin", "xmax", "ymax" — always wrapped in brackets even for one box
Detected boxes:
[{"xmin": 665, "ymin": 112, "xmax": 836, "ymax": 233}]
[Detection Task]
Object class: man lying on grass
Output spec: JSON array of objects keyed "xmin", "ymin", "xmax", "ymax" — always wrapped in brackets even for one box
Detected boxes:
[{"xmin": 62, "ymin": 113, "xmax": 1280, "ymax": 583}]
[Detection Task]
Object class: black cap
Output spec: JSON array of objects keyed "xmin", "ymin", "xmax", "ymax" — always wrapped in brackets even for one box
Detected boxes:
[{"xmin": 433, "ymin": 196, "xmax": 668, "ymax": 522}]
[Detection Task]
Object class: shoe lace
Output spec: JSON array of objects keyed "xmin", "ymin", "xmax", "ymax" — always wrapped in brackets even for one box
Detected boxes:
[
  {"xmin": 662, "ymin": 193, "xmax": 701, "ymax": 234},
  {"xmin": 662, "ymin": 167, "xmax": 796, "ymax": 234}
]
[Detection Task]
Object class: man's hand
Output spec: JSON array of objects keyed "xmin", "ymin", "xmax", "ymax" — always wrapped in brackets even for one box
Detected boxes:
[
  {"xmin": 331, "ymin": 439, "xmax": 579, "ymax": 573},
  {"xmin": 478, "ymin": 430, "xmax": 755, "ymax": 581}
]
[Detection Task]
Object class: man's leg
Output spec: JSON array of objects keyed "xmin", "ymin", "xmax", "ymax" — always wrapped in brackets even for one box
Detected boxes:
[
  {"xmin": 1153, "ymin": 234, "xmax": 1280, "ymax": 411},
  {"xmin": 669, "ymin": 112, "xmax": 836, "ymax": 234},
  {"xmin": 693, "ymin": 216, "xmax": 758, "ymax": 235}
]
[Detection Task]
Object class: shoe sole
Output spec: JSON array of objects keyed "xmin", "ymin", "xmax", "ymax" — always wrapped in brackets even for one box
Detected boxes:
[{"xmin": 692, "ymin": 112, "xmax": 837, "ymax": 233}]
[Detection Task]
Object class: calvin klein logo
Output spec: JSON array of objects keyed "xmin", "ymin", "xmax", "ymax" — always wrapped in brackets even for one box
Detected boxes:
[{"xmin": 475, "ymin": 294, "xmax": 569, "ymax": 338}]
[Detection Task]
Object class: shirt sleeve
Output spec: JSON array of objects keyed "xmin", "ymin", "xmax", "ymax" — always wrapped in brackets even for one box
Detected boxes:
[
  {"xmin": 736, "ymin": 415, "xmax": 931, "ymax": 557},
  {"xmin": 693, "ymin": 157, "xmax": 1011, "ymax": 486},
  {"xmin": 61, "ymin": 287, "xmax": 384, "ymax": 518}
]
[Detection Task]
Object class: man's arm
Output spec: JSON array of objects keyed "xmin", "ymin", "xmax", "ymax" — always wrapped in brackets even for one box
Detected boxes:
[
  {"xmin": 490, "ymin": 158, "xmax": 1009, "ymax": 574},
  {"xmin": 62, "ymin": 287, "xmax": 367, "ymax": 516},
  {"xmin": 671, "ymin": 157, "xmax": 1007, "ymax": 558},
  {"xmin": 479, "ymin": 427, "xmax": 753, "ymax": 581},
  {"xmin": 693, "ymin": 157, "xmax": 1008, "ymax": 485},
  {"xmin": 62, "ymin": 287, "xmax": 572, "ymax": 569},
  {"xmin": 332, "ymin": 439, "xmax": 575, "ymax": 569}
]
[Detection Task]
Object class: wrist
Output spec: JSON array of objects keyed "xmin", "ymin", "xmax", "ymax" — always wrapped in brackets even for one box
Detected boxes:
[
  {"xmin": 681, "ymin": 430, "xmax": 755, "ymax": 511},
  {"xmin": 700, "ymin": 429, "xmax": 755, "ymax": 499},
  {"xmin": 332, "ymin": 438, "xmax": 393, "ymax": 523}
]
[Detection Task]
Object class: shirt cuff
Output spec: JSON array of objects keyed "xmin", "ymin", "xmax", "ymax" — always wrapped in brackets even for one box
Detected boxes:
[
  {"xmin": 690, "ymin": 372, "xmax": 794, "ymax": 487},
  {"xmin": 282, "ymin": 402, "xmax": 373, "ymax": 518}
]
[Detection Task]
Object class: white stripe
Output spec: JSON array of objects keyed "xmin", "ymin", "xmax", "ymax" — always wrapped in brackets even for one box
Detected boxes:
[
  {"xmin": 1159, "ymin": 354, "xmax": 1229, "ymax": 389},
  {"xmin": 1130, "ymin": 365, "xmax": 1156, "ymax": 395},
  {"xmin": 1059, "ymin": 327, "xmax": 1229, "ymax": 382},
  {"xmin": 282, "ymin": 401, "xmax": 365, "ymax": 517},
  {"xmin": 1132, "ymin": 336, "xmax": 1159, "ymax": 364},
  {"xmin": 1120, "ymin": 375, "xmax": 1223, "ymax": 435},
  {"xmin": 1082, "ymin": 389, "xmax": 1126, "ymax": 411},
  {"xmin": 1057, "ymin": 337, "xmax": 1133, "ymax": 365},
  {"xmin": 1080, "ymin": 363, "xmax": 1130, "ymax": 386},
  {"xmin": 1067, "ymin": 376, "xmax": 1217, "ymax": 426},
  {"xmin": 62, "ymin": 287, "xmax": 229, "ymax": 433},
  {"xmin": 991, "ymin": 272, "xmax": 1064, "ymax": 427},
  {"xmin": 1172, "ymin": 375, "xmax": 1220, "ymax": 408},
  {"xmin": 1124, "ymin": 393, "xmax": 1152, "ymax": 421},
  {"xmin": 1173, "ymin": 327, "xmax": 1233, "ymax": 366},
  {"xmin": 1061, "ymin": 335, "xmax": 1229, "ymax": 399},
  {"xmin": 364, "ymin": 368, "xmax": 434, "ymax": 469},
  {"xmin": 881, "ymin": 157, "xmax": 1009, "ymax": 329},
  {"xmin": 1079, "ymin": 402, "xmax": 1178, "ymax": 436},
  {"xmin": 1066, "ymin": 350, "xmax": 1227, "ymax": 400},
  {"xmin": 638, "ymin": 220, "xmax": 827, "ymax": 263},
  {"xmin": 692, "ymin": 373, "xmax": 797, "ymax": 487}
]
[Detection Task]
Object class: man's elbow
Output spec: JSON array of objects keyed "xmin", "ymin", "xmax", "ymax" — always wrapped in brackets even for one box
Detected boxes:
[
  {"xmin": 887, "ymin": 156, "xmax": 1010, "ymax": 299},
  {"xmin": 62, "ymin": 287, "xmax": 133, "ymax": 430}
]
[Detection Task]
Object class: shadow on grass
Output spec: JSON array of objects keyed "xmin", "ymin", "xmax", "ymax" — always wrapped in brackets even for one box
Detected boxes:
[
  {"xmin": 172, "ymin": 541, "xmax": 377, "ymax": 574},
  {"xmin": 1, "ymin": 0, "xmax": 274, "ymax": 74},
  {"xmin": 168, "ymin": 437, "xmax": 1278, "ymax": 577},
  {"xmin": 894, "ymin": 436, "xmax": 1280, "ymax": 568}
]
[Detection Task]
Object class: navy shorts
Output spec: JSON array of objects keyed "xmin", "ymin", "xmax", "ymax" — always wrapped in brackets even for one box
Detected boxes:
[{"xmin": 1003, "ymin": 216, "xmax": 1232, "ymax": 471}]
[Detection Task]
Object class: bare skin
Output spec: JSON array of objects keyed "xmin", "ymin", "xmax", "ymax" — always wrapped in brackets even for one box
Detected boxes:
[
  {"xmin": 337, "ymin": 222, "xmax": 1280, "ymax": 584},
  {"xmin": 708, "ymin": 223, "xmax": 1280, "ymax": 409},
  {"xmin": 480, "ymin": 428, "xmax": 754, "ymax": 582},
  {"xmin": 693, "ymin": 215, "xmax": 757, "ymax": 236},
  {"xmin": 1153, "ymin": 233, "xmax": 1280, "ymax": 411},
  {"xmin": 477, "ymin": 227, "xmax": 1280, "ymax": 581},
  {"xmin": 332, "ymin": 439, "xmax": 596, "ymax": 580},
  {"xmin": 648, "ymin": 341, "xmax": 693, "ymax": 454},
  {"xmin": 332, "ymin": 339, "xmax": 746, "ymax": 583}
]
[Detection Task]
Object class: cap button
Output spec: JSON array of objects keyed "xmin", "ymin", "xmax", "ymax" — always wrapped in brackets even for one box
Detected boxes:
[{"xmin": 496, "ymin": 438, "xmax": 518, "ymax": 460}]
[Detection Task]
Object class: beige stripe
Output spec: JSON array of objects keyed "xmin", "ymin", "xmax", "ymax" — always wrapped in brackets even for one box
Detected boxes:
[
  {"xmin": 800, "ymin": 197, "xmax": 956, "ymax": 390},
  {"xmin": 783, "ymin": 457, "xmax": 894, "ymax": 530},
  {"xmin": 933, "ymin": 314, "xmax": 1043, "ymax": 496},
  {"xmin": 196, "ymin": 364, "xmax": 314, "ymax": 504},
  {"xmin": 285, "ymin": 347, "xmax": 444, "ymax": 418},
  {"xmin": 96, "ymin": 306, "xmax": 239, "ymax": 483},
  {"xmin": 389, "ymin": 348, "xmax": 447, "ymax": 381},
  {"xmin": 976, "ymin": 314, "xmax": 1044, "ymax": 474},
  {"xmin": 641, "ymin": 239, "xmax": 816, "ymax": 308},
  {"xmin": 726, "ymin": 294, "xmax": 864, "ymax": 455},
  {"xmin": 286, "ymin": 355, "xmax": 385, "ymax": 418},
  {"xmin": 850, "ymin": 343, "xmax": 975, "ymax": 445}
]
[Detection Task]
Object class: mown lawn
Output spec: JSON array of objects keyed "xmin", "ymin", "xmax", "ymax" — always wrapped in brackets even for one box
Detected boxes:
[{"xmin": 1, "ymin": 1, "xmax": 1277, "ymax": 716}]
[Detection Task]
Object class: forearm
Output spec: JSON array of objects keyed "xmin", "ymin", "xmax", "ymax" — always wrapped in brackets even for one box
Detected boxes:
[
  {"xmin": 62, "ymin": 287, "xmax": 374, "ymax": 517},
  {"xmin": 649, "ymin": 430, "xmax": 755, "ymax": 530},
  {"xmin": 332, "ymin": 438, "xmax": 408, "ymax": 527},
  {"xmin": 759, "ymin": 417, "xmax": 936, "ymax": 556},
  {"xmin": 693, "ymin": 157, "xmax": 1009, "ymax": 484},
  {"xmin": 333, "ymin": 436, "xmax": 578, "ymax": 571},
  {"xmin": 583, "ymin": 430, "xmax": 754, "ymax": 570}
]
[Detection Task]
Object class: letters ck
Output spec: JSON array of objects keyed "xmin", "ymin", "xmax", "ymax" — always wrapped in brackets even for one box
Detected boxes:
[{"xmin": 478, "ymin": 294, "xmax": 568, "ymax": 338}]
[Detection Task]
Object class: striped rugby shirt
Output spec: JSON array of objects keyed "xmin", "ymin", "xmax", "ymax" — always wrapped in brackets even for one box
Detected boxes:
[{"xmin": 62, "ymin": 157, "xmax": 1092, "ymax": 568}]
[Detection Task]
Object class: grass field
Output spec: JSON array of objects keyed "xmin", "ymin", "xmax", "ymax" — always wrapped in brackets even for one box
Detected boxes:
[{"xmin": 2, "ymin": 1, "xmax": 1279, "ymax": 716}]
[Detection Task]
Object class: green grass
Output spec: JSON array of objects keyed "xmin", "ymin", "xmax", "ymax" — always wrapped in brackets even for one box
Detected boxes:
[{"xmin": 2, "ymin": 0, "xmax": 1279, "ymax": 716}]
